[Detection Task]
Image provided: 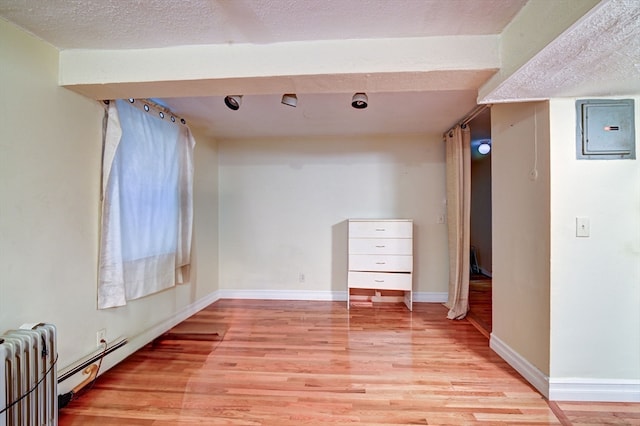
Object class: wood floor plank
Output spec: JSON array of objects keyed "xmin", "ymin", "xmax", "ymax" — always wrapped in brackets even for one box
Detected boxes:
[
  {"xmin": 553, "ymin": 401, "xmax": 640, "ymax": 425},
  {"xmin": 468, "ymin": 275, "xmax": 493, "ymax": 334},
  {"xmin": 58, "ymin": 300, "xmax": 638, "ymax": 425}
]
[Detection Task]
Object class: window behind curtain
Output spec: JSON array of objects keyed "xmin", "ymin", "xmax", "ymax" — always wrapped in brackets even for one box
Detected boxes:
[{"xmin": 98, "ymin": 99, "xmax": 195, "ymax": 309}]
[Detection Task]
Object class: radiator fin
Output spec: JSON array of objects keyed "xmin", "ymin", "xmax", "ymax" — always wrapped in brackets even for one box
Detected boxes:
[{"xmin": 0, "ymin": 324, "xmax": 57, "ymax": 426}]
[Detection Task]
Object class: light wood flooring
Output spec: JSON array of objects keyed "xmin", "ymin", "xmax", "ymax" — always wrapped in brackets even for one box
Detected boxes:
[
  {"xmin": 468, "ymin": 274, "xmax": 493, "ymax": 337},
  {"xmin": 59, "ymin": 299, "xmax": 639, "ymax": 425}
]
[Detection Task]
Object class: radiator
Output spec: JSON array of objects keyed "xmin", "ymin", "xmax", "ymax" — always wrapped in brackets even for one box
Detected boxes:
[{"xmin": 0, "ymin": 324, "xmax": 57, "ymax": 426}]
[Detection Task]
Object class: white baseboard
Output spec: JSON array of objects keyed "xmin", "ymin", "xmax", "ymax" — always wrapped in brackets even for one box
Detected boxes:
[
  {"xmin": 218, "ymin": 289, "xmax": 347, "ymax": 301},
  {"xmin": 490, "ymin": 334, "xmax": 640, "ymax": 402},
  {"xmin": 489, "ymin": 333, "xmax": 550, "ymax": 398},
  {"xmin": 549, "ymin": 378, "xmax": 640, "ymax": 402},
  {"xmin": 413, "ymin": 292, "xmax": 448, "ymax": 303},
  {"xmin": 218, "ymin": 289, "xmax": 449, "ymax": 304}
]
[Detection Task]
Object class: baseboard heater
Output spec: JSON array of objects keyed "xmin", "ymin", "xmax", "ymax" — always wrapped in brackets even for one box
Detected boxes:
[
  {"xmin": 57, "ymin": 337, "xmax": 127, "ymax": 411},
  {"xmin": 57, "ymin": 337, "xmax": 127, "ymax": 383}
]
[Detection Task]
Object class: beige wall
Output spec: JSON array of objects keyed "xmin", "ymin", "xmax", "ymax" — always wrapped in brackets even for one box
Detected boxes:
[
  {"xmin": 191, "ymin": 127, "xmax": 220, "ymax": 300},
  {"xmin": 0, "ymin": 20, "xmax": 219, "ymax": 392},
  {"xmin": 491, "ymin": 102, "xmax": 551, "ymax": 375},
  {"xmin": 218, "ymin": 134, "xmax": 449, "ymax": 297},
  {"xmin": 492, "ymin": 97, "xmax": 640, "ymax": 392},
  {"xmin": 549, "ymin": 97, "xmax": 640, "ymax": 381}
]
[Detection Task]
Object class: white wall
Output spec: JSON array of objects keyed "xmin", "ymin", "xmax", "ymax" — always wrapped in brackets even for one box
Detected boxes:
[
  {"xmin": 0, "ymin": 20, "xmax": 219, "ymax": 392},
  {"xmin": 218, "ymin": 135, "xmax": 449, "ymax": 298},
  {"xmin": 491, "ymin": 102, "xmax": 551, "ymax": 376},
  {"xmin": 549, "ymin": 97, "xmax": 640, "ymax": 382}
]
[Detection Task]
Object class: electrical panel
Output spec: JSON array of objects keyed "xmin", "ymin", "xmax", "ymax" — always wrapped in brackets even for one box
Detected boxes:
[{"xmin": 576, "ymin": 99, "xmax": 635, "ymax": 160}]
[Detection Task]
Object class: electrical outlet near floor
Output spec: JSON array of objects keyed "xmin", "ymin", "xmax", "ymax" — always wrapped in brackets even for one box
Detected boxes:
[{"xmin": 96, "ymin": 329, "xmax": 107, "ymax": 347}]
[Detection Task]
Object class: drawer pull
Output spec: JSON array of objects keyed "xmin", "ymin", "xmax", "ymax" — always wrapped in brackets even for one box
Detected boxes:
[
  {"xmin": 375, "ymin": 245, "xmax": 385, "ymax": 248},
  {"xmin": 375, "ymin": 228, "xmax": 386, "ymax": 231},
  {"xmin": 375, "ymin": 261, "xmax": 386, "ymax": 265},
  {"xmin": 374, "ymin": 279, "xmax": 385, "ymax": 283}
]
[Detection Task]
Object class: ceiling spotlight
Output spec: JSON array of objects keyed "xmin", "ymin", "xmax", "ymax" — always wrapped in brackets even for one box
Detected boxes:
[
  {"xmin": 224, "ymin": 95, "xmax": 243, "ymax": 110},
  {"xmin": 478, "ymin": 140, "xmax": 491, "ymax": 155},
  {"xmin": 351, "ymin": 92, "xmax": 368, "ymax": 109},
  {"xmin": 281, "ymin": 94, "xmax": 297, "ymax": 107}
]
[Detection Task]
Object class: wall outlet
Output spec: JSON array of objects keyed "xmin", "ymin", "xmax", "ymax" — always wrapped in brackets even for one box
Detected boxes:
[
  {"xmin": 299, "ymin": 273, "xmax": 305, "ymax": 283},
  {"xmin": 96, "ymin": 329, "xmax": 107, "ymax": 347},
  {"xmin": 437, "ymin": 214, "xmax": 446, "ymax": 224}
]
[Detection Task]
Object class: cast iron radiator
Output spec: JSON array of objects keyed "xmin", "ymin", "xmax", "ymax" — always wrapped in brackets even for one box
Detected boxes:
[{"xmin": 0, "ymin": 323, "xmax": 57, "ymax": 426}]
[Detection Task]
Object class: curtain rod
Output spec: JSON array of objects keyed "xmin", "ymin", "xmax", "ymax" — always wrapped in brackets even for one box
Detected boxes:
[
  {"xmin": 445, "ymin": 104, "xmax": 491, "ymax": 135},
  {"xmin": 103, "ymin": 98, "xmax": 188, "ymax": 126}
]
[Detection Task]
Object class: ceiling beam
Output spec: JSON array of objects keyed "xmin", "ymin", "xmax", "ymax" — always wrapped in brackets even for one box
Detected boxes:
[{"xmin": 59, "ymin": 35, "xmax": 499, "ymax": 100}]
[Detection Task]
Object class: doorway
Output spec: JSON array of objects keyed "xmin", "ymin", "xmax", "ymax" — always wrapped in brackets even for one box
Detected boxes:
[{"xmin": 468, "ymin": 108, "xmax": 492, "ymax": 335}]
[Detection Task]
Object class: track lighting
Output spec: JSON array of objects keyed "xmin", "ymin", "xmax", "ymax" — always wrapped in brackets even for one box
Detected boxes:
[
  {"xmin": 224, "ymin": 95, "xmax": 243, "ymax": 110},
  {"xmin": 281, "ymin": 94, "xmax": 297, "ymax": 107},
  {"xmin": 351, "ymin": 93, "xmax": 368, "ymax": 109}
]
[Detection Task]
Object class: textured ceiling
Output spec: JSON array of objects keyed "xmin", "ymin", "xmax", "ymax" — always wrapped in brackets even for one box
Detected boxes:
[
  {"xmin": 480, "ymin": 0, "xmax": 640, "ymax": 102},
  {"xmin": 0, "ymin": 0, "xmax": 525, "ymax": 48},
  {"xmin": 0, "ymin": 0, "xmax": 527, "ymax": 139},
  {"xmin": 1, "ymin": 0, "xmax": 638, "ymax": 140}
]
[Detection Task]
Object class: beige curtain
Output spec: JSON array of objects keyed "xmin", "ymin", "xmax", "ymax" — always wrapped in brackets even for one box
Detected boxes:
[{"xmin": 444, "ymin": 125, "xmax": 471, "ymax": 319}]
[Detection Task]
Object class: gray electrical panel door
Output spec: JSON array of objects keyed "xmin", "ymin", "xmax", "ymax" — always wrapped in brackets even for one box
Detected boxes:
[{"xmin": 576, "ymin": 99, "xmax": 635, "ymax": 160}]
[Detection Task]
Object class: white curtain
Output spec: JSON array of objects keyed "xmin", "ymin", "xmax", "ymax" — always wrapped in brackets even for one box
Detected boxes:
[
  {"xmin": 98, "ymin": 99, "xmax": 195, "ymax": 309},
  {"xmin": 444, "ymin": 125, "xmax": 471, "ymax": 319}
]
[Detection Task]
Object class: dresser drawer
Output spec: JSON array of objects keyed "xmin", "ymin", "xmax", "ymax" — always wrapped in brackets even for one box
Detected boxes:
[
  {"xmin": 348, "ymin": 254, "xmax": 413, "ymax": 272},
  {"xmin": 348, "ymin": 238, "xmax": 412, "ymax": 255},
  {"xmin": 348, "ymin": 271, "xmax": 412, "ymax": 291},
  {"xmin": 348, "ymin": 220, "xmax": 412, "ymax": 238}
]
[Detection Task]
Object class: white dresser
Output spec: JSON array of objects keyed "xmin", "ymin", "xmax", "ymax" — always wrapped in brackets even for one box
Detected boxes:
[{"xmin": 347, "ymin": 219, "xmax": 413, "ymax": 310}]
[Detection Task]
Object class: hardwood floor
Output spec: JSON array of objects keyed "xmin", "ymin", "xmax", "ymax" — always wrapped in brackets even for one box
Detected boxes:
[
  {"xmin": 550, "ymin": 401, "xmax": 640, "ymax": 425},
  {"xmin": 59, "ymin": 300, "xmax": 639, "ymax": 425},
  {"xmin": 465, "ymin": 276, "xmax": 640, "ymax": 425},
  {"xmin": 468, "ymin": 274, "xmax": 492, "ymax": 337}
]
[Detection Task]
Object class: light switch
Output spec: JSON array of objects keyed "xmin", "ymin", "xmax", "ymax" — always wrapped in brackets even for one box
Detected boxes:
[{"xmin": 576, "ymin": 217, "xmax": 590, "ymax": 237}]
